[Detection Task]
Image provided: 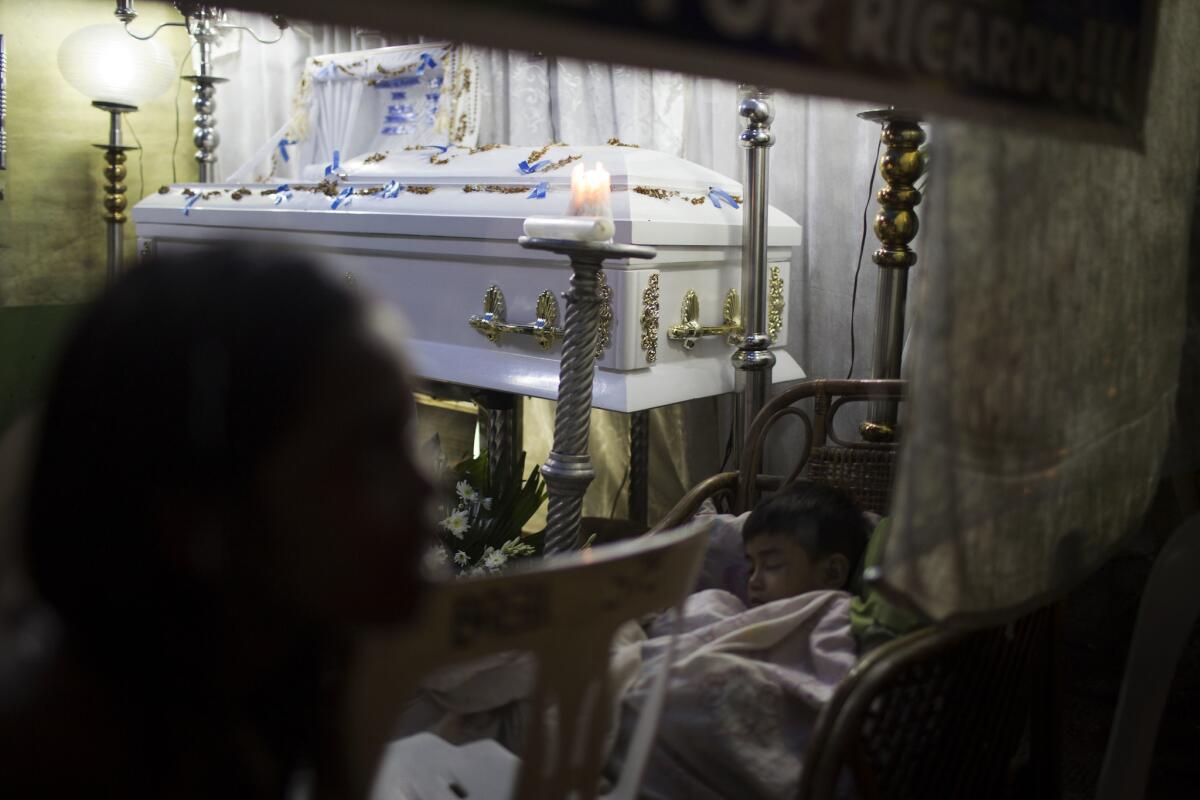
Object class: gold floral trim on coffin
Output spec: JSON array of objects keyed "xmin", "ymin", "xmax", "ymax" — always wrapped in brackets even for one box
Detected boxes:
[
  {"xmin": 595, "ymin": 271, "xmax": 613, "ymax": 360},
  {"xmin": 524, "ymin": 142, "xmax": 567, "ymax": 164},
  {"xmin": 634, "ymin": 185, "xmax": 742, "ymax": 206},
  {"xmin": 464, "ymin": 184, "xmax": 526, "ymax": 194},
  {"xmin": 536, "ymin": 154, "xmax": 581, "ymax": 173},
  {"xmin": 168, "ymin": 180, "xmax": 755, "ymax": 205},
  {"xmin": 641, "ymin": 273, "xmax": 661, "ymax": 363},
  {"xmin": 768, "ymin": 265, "xmax": 785, "ymax": 343}
]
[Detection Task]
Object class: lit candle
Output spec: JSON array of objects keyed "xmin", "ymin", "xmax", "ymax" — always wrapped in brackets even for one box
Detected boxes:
[
  {"xmin": 523, "ymin": 161, "xmax": 615, "ymax": 242},
  {"xmin": 567, "ymin": 162, "xmax": 612, "ymax": 219}
]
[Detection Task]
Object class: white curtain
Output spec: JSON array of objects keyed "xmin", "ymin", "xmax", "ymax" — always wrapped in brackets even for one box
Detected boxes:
[
  {"xmin": 213, "ymin": 20, "xmax": 892, "ymax": 521},
  {"xmin": 210, "ymin": 13, "xmax": 365, "ymax": 183}
]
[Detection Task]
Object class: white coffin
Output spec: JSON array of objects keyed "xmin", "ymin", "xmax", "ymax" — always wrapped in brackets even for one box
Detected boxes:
[{"xmin": 132, "ymin": 144, "xmax": 804, "ymax": 412}]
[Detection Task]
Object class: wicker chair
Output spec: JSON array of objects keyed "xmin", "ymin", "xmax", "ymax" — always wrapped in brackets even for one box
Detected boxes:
[
  {"xmin": 797, "ymin": 606, "xmax": 1059, "ymax": 800},
  {"xmin": 653, "ymin": 379, "xmax": 906, "ymax": 531}
]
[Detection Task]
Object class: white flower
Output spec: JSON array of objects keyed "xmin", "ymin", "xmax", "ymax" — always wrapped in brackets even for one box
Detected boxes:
[
  {"xmin": 481, "ymin": 497, "xmax": 493, "ymax": 511},
  {"xmin": 440, "ymin": 508, "xmax": 469, "ymax": 538},
  {"xmin": 453, "ymin": 550, "xmax": 471, "ymax": 566},
  {"xmin": 482, "ymin": 547, "xmax": 508, "ymax": 571},
  {"xmin": 456, "ymin": 480, "xmax": 478, "ymax": 503}
]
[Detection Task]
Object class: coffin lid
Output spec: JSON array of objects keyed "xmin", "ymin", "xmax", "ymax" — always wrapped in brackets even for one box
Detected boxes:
[{"xmin": 133, "ymin": 144, "xmax": 801, "ymax": 248}]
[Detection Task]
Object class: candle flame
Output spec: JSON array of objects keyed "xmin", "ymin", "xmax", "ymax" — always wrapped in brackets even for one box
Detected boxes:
[{"xmin": 569, "ymin": 162, "xmax": 612, "ymax": 219}]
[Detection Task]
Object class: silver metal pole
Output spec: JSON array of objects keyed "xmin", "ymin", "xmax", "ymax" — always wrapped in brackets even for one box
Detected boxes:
[
  {"xmin": 867, "ymin": 269, "xmax": 908, "ymax": 426},
  {"xmin": 185, "ymin": 13, "xmax": 225, "ymax": 183},
  {"xmin": 477, "ymin": 390, "xmax": 519, "ymax": 490},
  {"xmin": 106, "ymin": 109, "xmax": 124, "ymax": 284},
  {"xmin": 732, "ymin": 86, "xmax": 776, "ymax": 471},
  {"xmin": 520, "ymin": 238, "xmax": 656, "ymax": 555}
]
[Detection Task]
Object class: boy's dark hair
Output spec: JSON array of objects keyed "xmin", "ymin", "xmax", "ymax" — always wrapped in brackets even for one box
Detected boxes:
[{"xmin": 742, "ymin": 483, "xmax": 870, "ymax": 569}]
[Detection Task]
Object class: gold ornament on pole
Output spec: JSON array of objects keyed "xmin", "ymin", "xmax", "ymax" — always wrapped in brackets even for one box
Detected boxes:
[{"xmin": 858, "ymin": 109, "xmax": 927, "ymax": 442}]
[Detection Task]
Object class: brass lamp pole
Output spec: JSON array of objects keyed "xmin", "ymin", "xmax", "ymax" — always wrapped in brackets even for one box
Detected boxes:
[
  {"xmin": 857, "ymin": 108, "xmax": 927, "ymax": 441},
  {"xmin": 93, "ymin": 102, "xmax": 139, "ymax": 284}
]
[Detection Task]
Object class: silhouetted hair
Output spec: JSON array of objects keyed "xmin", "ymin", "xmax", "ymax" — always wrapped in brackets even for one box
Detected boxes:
[
  {"xmin": 25, "ymin": 247, "xmax": 361, "ymax": 656},
  {"xmin": 742, "ymin": 483, "xmax": 869, "ymax": 569}
]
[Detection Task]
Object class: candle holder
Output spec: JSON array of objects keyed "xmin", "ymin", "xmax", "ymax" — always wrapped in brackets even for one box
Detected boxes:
[{"xmin": 520, "ymin": 237, "xmax": 656, "ymax": 555}]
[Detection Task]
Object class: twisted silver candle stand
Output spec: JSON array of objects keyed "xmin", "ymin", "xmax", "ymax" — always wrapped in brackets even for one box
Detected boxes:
[{"xmin": 520, "ymin": 237, "xmax": 656, "ymax": 555}]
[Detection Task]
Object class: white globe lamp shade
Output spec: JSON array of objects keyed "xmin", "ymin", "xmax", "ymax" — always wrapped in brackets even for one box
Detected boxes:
[{"xmin": 57, "ymin": 23, "xmax": 175, "ymax": 108}]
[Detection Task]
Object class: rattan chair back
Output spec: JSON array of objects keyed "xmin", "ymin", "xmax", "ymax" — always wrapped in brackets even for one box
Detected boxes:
[
  {"xmin": 651, "ymin": 379, "xmax": 906, "ymax": 532},
  {"xmin": 797, "ymin": 605, "xmax": 1057, "ymax": 800},
  {"xmin": 737, "ymin": 379, "xmax": 906, "ymax": 513}
]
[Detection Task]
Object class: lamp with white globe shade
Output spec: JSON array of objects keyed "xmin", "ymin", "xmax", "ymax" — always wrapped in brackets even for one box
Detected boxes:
[{"xmin": 57, "ymin": 23, "xmax": 175, "ymax": 282}]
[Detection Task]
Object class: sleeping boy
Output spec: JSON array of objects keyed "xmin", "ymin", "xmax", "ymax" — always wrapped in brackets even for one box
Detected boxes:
[{"xmin": 743, "ymin": 482, "xmax": 871, "ymax": 606}]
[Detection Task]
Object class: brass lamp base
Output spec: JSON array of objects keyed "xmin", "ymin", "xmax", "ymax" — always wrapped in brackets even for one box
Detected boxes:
[{"xmin": 91, "ymin": 102, "xmax": 140, "ymax": 284}]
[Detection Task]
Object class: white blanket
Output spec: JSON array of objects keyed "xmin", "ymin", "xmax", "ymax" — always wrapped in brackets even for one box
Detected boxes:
[
  {"xmin": 608, "ymin": 589, "xmax": 856, "ymax": 799},
  {"xmin": 389, "ymin": 588, "xmax": 856, "ymax": 799}
]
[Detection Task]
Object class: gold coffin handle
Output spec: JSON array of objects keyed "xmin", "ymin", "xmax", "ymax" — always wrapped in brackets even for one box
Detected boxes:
[
  {"xmin": 468, "ymin": 285, "xmax": 563, "ymax": 350},
  {"xmin": 667, "ymin": 288, "xmax": 742, "ymax": 349}
]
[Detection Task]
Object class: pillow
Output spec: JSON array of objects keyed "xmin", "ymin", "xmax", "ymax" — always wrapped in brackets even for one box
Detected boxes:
[{"xmin": 670, "ymin": 503, "xmax": 751, "ymax": 604}]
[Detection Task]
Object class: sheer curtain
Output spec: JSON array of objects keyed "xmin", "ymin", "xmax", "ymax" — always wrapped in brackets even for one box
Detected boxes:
[
  {"xmin": 210, "ymin": 13, "xmax": 363, "ymax": 183},
  {"xmin": 213, "ymin": 20, "xmax": 891, "ymax": 520}
]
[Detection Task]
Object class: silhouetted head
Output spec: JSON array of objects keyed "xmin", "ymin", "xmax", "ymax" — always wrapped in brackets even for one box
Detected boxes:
[
  {"xmin": 742, "ymin": 483, "xmax": 869, "ymax": 605},
  {"xmin": 25, "ymin": 247, "xmax": 433, "ymax": 668}
]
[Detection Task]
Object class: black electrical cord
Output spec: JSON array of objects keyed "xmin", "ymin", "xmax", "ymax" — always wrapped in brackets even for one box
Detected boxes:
[
  {"xmin": 846, "ymin": 137, "xmax": 882, "ymax": 380},
  {"xmin": 171, "ymin": 40, "xmax": 198, "ymax": 184},
  {"xmin": 718, "ymin": 394, "xmax": 735, "ymax": 472},
  {"xmin": 124, "ymin": 113, "xmax": 145, "ymax": 204}
]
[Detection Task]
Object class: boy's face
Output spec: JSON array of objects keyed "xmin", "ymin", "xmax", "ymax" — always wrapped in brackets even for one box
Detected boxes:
[{"xmin": 745, "ymin": 532, "xmax": 839, "ymax": 606}]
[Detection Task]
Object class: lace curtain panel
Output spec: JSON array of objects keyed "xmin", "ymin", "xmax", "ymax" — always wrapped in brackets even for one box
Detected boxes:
[{"xmin": 881, "ymin": 0, "xmax": 1200, "ymax": 623}]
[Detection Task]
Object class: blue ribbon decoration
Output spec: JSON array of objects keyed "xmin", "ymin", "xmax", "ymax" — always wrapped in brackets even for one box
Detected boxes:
[
  {"xmin": 380, "ymin": 180, "xmax": 403, "ymax": 199},
  {"xmin": 376, "ymin": 76, "xmax": 421, "ymax": 89},
  {"xmin": 390, "ymin": 91, "xmax": 407, "ymax": 100},
  {"xmin": 272, "ymin": 184, "xmax": 293, "ymax": 205},
  {"xmin": 182, "ymin": 193, "xmax": 201, "ymax": 216},
  {"xmin": 518, "ymin": 160, "xmax": 549, "ymax": 175},
  {"xmin": 324, "ymin": 150, "xmax": 341, "ymax": 177},
  {"xmin": 426, "ymin": 144, "xmax": 449, "ymax": 153},
  {"xmin": 417, "ymin": 52, "xmax": 438, "ymax": 74},
  {"xmin": 708, "ymin": 187, "xmax": 740, "ymax": 209},
  {"xmin": 527, "ymin": 181, "xmax": 549, "ymax": 200},
  {"xmin": 277, "ymin": 138, "xmax": 297, "ymax": 162},
  {"xmin": 331, "ymin": 187, "xmax": 355, "ymax": 210}
]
